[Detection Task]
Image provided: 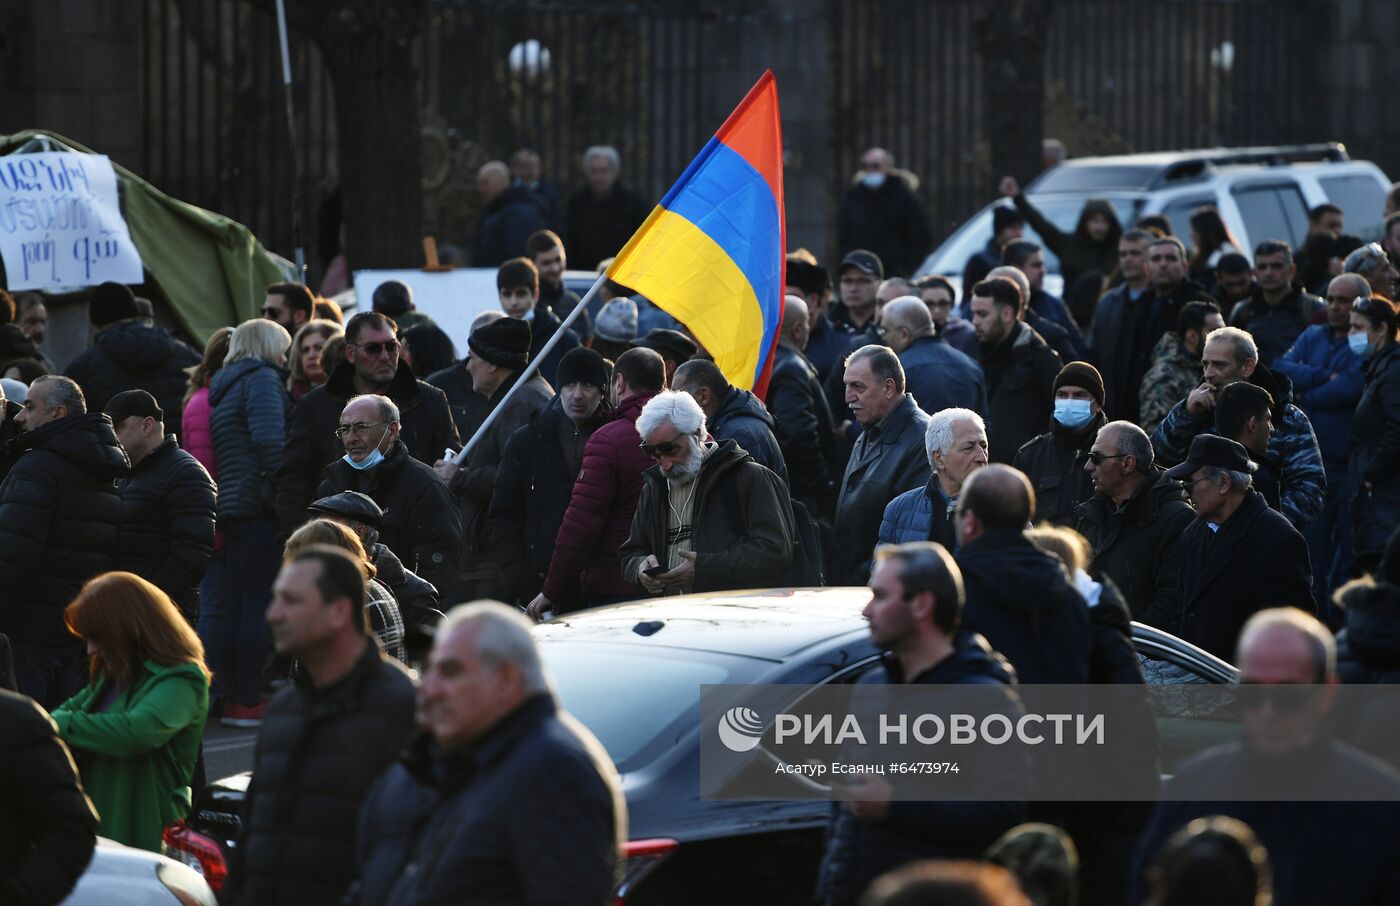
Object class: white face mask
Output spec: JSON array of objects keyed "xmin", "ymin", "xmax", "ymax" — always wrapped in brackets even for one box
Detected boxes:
[{"xmin": 862, "ymin": 172, "xmax": 886, "ymax": 190}]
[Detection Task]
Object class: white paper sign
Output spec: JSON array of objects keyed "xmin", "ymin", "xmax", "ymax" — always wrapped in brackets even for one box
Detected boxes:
[
  {"xmin": 0, "ymin": 152, "xmax": 145, "ymax": 290},
  {"xmin": 352, "ymin": 268, "xmax": 504, "ymax": 351}
]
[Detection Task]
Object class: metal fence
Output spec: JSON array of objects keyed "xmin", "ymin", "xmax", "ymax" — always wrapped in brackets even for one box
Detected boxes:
[
  {"xmin": 140, "ymin": 0, "xmax": 1328, "ymax": 281},
  {"xmin": 828, "ymin": 0, "xmax": 1326, "ymax": 242}
]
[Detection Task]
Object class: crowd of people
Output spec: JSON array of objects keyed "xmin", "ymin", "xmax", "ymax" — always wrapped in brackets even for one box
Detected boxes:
[{"xmin": 6, "ymin": 143, "xmax": 1400, "ymax": 905}]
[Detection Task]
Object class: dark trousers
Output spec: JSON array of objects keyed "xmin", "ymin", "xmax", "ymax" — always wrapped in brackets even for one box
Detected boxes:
[
  {"xmin": 218, "ymin": 517, "xmax": 280, "ymax": 707},
  {"xmin": 1304, "ymin": 472, "xmax": 1353, "ymax": 628},
  {"xmin": 196, "ymin": 551, "xmax": 226, "ymax": 702},
  {"xmin": 12, "ymin": 639, "xmax": 86, "ymax": 710}
]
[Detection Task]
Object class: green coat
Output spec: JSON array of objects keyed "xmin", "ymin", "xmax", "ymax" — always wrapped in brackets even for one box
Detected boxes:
[{"xmin": 52, "ymin": 659, "xmax": 209, "ymax": 852}]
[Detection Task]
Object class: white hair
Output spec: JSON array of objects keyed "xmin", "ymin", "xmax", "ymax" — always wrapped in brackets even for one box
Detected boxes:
[
  {"xmin": 345, "ymin": 393, "xmax": 399, "ymax": 423},
  {"xmin": 925, "ymin": 408, "xmax": 985, "ymax": 461},
  {"xmin": 636, "ymin": 390, "xmax": 706, "ymax": 440},
  {"xmin": 1205, "ymin": 325, "xmax": 1258, "ymax": 364},
  {"xmin": 582, "ymin": 145, "xmax": 621, "ymax": 173},
  {"xmin": 440, "ymin": 601, "xmax": 551, "ymax": 695}
]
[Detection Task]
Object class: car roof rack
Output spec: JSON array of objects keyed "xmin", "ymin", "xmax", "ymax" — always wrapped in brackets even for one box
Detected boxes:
[
  {"xmin": 1155, "ymin": 143, "xmax": 1350, "ymax": 186},
  {"xmin": 1028, "ymin": 143, "xmax": 1353, "ymax": 194}
]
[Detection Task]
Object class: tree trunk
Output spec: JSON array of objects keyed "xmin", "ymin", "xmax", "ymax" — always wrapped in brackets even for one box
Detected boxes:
[{"xmin": 975, "ymin": 0, "xmax": 1057, "ymax": 190}]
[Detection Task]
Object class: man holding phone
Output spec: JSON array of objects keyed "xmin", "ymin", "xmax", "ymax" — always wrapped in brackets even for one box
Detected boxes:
[{"xmin": 620, "ymin": 391, "xmax": 794, "ymax": 596}]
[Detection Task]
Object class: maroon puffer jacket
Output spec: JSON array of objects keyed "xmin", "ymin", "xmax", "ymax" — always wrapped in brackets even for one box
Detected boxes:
[{"xmin": 542, "ymin": 391, "xmax": 657, "ymax": 605}]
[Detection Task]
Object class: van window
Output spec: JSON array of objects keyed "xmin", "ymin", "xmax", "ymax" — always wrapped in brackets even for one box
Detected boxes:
[
  {"xmin": 1161, "ymin": 198, "xmax": 1213, "ymax": 241},
  {"xmin": 1233, "ymin": 185, "xmax": 1308, "ymax": 251},
  {"xmin": 1319, "ymin": 174, "xmax": 1387, "ymax": 241}
]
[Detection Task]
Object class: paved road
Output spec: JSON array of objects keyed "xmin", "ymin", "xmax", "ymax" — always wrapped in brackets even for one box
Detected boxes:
[{"xmin": 202, "ymin": 720, "xmax": 259, "ymax": 781}]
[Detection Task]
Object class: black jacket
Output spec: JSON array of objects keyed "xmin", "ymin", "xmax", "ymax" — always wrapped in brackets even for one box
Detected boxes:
[
  {"xmin": 489, "ymin": 400, "xmax": 607, "ymax": 605},
  {"xmin": 449, "ymin": 372, "xmax": 555, "ymax": 585},
  {"xmin": 564, "ymin": 183, "xmax": 652, "ymax": 271},
  {"xmin": 1084, "ymin": 576, "xmax": 1162, "ymax": 815},
  {"xmin": 1085, "ymin": 281, "xmax": 1152, "ymax": 422},
  {"xmin": 0, "ymin": 689, "xmax": 98, "ymax": 906},
  {"xmin": 710, "ymin": 385, "xmax": 789, "ymax": 485},
  {"xmin": 1334, "ymin": 581, "xmax": 1400, "ymax": 767},
  {"xmin": 1012, "ymin": 411, "xmax": 1105, "ymax": 525},
  {"xmin": 955, "ymin": 528, "xmax": 1091, "ymax": 684},
  {"xmin": 1133, "ymin": 735, "xmax": 1400, "ymax": 906},
  {"xmin": 371, "ymin": 543, "xmax": 441, "ymax": 628},
  {"xmin": 354, "ymin": 694, "xmax": 624, "ymax": 906},
  {"xmin": 0, "ymin": 414, "xmax": 128, "ymax": 644},
  {"xmin": 832, "ymin": 395, "xmax": 932, "ymax": 585},
  {"xmin": 276, "ymin": 360, "xmax": 459, "ymax": 534},
  {"xmin": 318, "ymin": 439, "xmax": 461, "ymax": 598},
  {"xmin": 425, "ymin": 361, "xmax": 493, "ymax": 443},
  {"xmin": 64, "ymin": 321, "xmax": 201, "ymax": 439},
  {"xmin": 116, "ymin": 436, "xmax": 216, "ymax": 621},
  {"xmin": 229, "ymin": 643, "xmax": 416, "ymax": 906},
  {"xmin": 0, "ymin": 399, "xmax": 21, "ymax": 482},
  {"xmin": 1177, "ymin": 491, "xmax": 1313, "ymax": 660},
  {"xmin": 1228, "ymin": 284, "xmax": 1325, "ymax": 366},
  {"xmin": 1351, "ymin": 341, "xmax": 1400, "ymax": 558},
  {"xmin": 980, "ymin": 321, "xmax": 1062, "ymax": 463},
  {"xmin": 816, "ymin": 632, "xmax": 1030, "ymax": 906},
  {"xmin": 1073, "ymin": 468, "xmax": 1194, "ymax": 629},
  {"xmin": 767, "ymin": 342, "xmax": 837, "ymax": 516},
  {"xmin": 837, "ymin": 174, "xmax": 934, "ymax": 278}
]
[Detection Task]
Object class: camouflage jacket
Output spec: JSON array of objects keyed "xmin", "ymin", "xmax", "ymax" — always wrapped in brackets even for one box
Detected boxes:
[
  {"xmin": 1139, "ymin": 333, "xmax": 1200, "ymax": 434},
  {"xmin": 1149, "ymin": 370, "xmax": 1327, "ymax": 528}
]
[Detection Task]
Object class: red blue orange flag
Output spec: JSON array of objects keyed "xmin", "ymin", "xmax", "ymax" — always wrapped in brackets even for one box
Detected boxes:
[{"xmin": 607, "ymin": 71, "xmax": 785, "ymax": 396}]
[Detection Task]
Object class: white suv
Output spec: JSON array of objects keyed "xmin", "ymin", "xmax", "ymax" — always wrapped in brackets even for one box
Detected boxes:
[{"xmin": 916, "ymin": 143, "xmax": 1392, "ymax": 296}]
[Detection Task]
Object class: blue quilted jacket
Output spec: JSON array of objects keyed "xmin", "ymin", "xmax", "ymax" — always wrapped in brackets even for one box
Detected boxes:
[{"xmin": 209, "ymin": 357, "xmax": 289, "ymax": 521}]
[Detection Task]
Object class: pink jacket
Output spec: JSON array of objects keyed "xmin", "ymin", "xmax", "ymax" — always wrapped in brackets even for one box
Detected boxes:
[
  {"xmin": 181, "ymin": 386, "xmax": 217, "ymax": 481},
  {"xmin": 542, "ymin": 392, "xmax": 657, "ymax": 604}
]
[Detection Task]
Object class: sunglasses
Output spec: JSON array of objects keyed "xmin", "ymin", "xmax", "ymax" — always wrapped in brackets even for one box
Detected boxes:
[
  {"xmin": 639, "ymin": 439, "xmax": 686, "ymax": 459},
  {"xmin": 1082, "ymin": 451, "xmax": 1128, "ymax": 466},
  {"xmin": 261, "ymin": 306, "xmax": 284, "ymax": 317},
  {"xmin": 1235, "ymin": 681, "xmax": 1316, "ymax": 714},
  {"xmin": 353, "ymin": 340, "xmax": 400, "ymax": 357}
]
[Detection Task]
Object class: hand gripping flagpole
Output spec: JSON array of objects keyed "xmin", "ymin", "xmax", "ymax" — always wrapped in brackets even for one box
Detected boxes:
[{"xmin": 451, "ymin": 271, "xmax": 610, "ymax": 466}]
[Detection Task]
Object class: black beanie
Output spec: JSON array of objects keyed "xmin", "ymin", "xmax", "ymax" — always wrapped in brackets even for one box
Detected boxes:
[
  {"xmin": 555, "ymin": 346, "xmax": 609, "ymax": 392},
  {"xmin": 468, "ymin": 316, "xmax": 531, "ymax": 370},
  {"xmin": 90, "ymin": 282, "xmax": 140, "ymax": 327},
  {"xmin": 1054, "ymin": 361, "xmax": 1105, "ymax": 409}
]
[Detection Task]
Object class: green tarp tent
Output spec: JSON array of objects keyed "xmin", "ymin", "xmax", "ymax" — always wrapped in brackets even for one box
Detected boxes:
[{"xmin": 0, "ymin": 129, "xmax": 292, "ymax": 347}]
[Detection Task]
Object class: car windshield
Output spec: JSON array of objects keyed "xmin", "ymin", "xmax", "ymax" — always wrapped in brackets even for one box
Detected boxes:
[
  {"xmin": 543, "ymin": 642, "xmax": 773, "ymax": 773},
  {"xmin": 919, "ymin": 195, "xmax": 1140, "ymax": 278}
]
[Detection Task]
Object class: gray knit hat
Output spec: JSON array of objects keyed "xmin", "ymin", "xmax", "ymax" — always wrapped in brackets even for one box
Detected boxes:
[{"xmin": 594, "ymin": 298, "xmax": 639, "ymax": 343}]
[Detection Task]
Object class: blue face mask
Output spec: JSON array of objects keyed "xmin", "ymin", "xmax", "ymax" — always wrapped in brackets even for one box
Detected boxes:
[
  {"xmin": 342, "ymin": 433, "xmax": 389, "ymax": 471},
  {"xmin": 1053, "ymin": 398, "xmax": 1095, "ymax": 429},
  {"xmin": 861, "ymin": 172, "xmax": 886, "ymax": 190},
  {"xmin": 1350, "ymin": 331, "xmax": 1372, "ymax": 357}
]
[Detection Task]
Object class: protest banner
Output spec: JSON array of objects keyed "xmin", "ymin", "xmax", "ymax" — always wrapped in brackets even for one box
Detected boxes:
[{"xmin": 0, "ymin": 152, "xmax": 145, "ymax": 290}]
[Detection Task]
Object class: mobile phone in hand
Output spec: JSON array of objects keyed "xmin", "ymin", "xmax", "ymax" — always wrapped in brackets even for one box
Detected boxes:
[{"xmin": 643, "ymin": 564, "xmax": 668, "ymax": 578}]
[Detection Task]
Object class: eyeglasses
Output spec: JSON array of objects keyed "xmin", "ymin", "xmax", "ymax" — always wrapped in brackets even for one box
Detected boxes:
[
  {"xmin": 352, "ymin": 340, "xmax": 400, "ymax": 358},
  {"xmin": 1235, "ymin": 681, "xmax": 1316, "ymax": 715},
  {"xmin": 334, "ymin": 421, "xmax": 387, "ymax": 439},
  {"xmin": 639, "ymin": 439, "xmax": 685, "ymax": 459},
  {"xmin": 1082, "ymin": 451, "xmax": 1128, "ymax": 466}
]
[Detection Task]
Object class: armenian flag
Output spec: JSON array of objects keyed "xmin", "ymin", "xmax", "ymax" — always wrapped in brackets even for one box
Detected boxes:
[{"xmin": 607, "ymin": 71, "xmax": 785, "ymax": 396}]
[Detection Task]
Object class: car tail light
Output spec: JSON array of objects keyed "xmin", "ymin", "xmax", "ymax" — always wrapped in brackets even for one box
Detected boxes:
[
  {"xmin": 162, "ymin": 822, "xmax": 229, "ymax": 892},
  {"xmin": 613, "ymin": 837, "xmax": 678, "ymax": 905}
]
